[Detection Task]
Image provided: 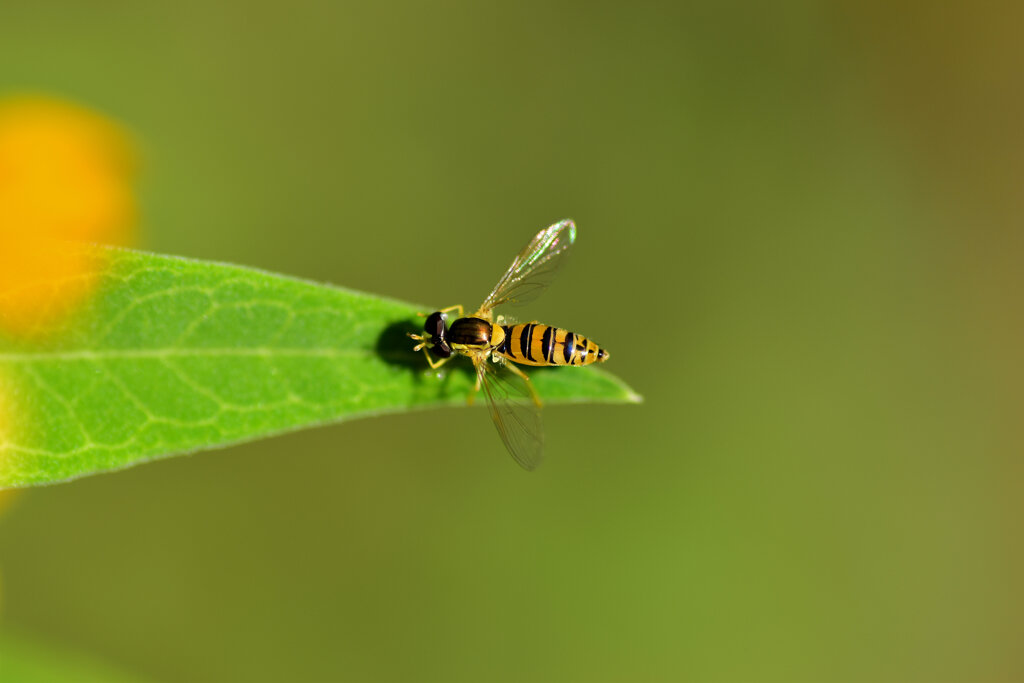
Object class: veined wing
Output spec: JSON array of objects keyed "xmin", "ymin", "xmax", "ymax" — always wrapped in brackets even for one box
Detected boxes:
[
  {"xmin": 479, "ymin": 219, "xmax": 576, "ymax": 313},
  {"xmin": 477, "ymin": 360, "xmax": 543, "ymax": 471}
]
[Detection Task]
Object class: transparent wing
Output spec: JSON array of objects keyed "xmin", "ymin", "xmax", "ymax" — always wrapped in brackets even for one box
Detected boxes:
[
  {"xmin": 480, "ymin": 219, "xmax": 576, "ymax": 313},
  {"xmin": 477, "ymin": 360, "xmax": 544, "ymax": 471}
]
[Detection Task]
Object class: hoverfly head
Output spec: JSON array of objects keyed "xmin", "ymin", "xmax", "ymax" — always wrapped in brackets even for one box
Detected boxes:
[{"xmin": 410, "ymin": 311, "xmax": 452, "ymax": 358}]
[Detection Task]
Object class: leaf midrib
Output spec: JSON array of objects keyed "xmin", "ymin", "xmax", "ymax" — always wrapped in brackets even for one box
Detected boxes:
[{"xmin": 0, "ymin": 347, "xmax": 385, "ymax": 362}]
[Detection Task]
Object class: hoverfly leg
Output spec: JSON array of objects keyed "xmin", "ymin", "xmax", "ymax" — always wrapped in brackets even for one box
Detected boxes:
[
  {"xmin": 416, "ymin": 304, "xmax": 463, "ymax": 319},
  {"xmin": 408, "ymin": 332, "xmax": 426, "ymax": 352},
  {"xmin": 502, "ymin": 361, "xmax": 543, "ymax": 408},
  {"xmin": 424, "ymin": 349, "xmax": 452, "ymax": 370},
  {"xmin": 466, "ymin": 360, "xmax": 485, "ymax": 406}
]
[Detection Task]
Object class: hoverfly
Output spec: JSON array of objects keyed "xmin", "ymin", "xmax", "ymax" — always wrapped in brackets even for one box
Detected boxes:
[{"xmin": 409, "ymin": 219, "xmax": 610, "ymax": 470}]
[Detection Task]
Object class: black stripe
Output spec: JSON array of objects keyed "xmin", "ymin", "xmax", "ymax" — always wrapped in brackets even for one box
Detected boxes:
[
  {"xmin": 578, "ymin": 339, "xmax": 588, "ymax": 363},
  {"xmin": 541, "ymin": 326, "xmax": 554, "ymax": 363},
  {"xmin": 563, "ymin": 332, "xmax": 575, "ymax": 364},
  {"xmin": 497, "ymin": 326, "xmax": 511, "ymax": 355},
  {"xmin": 520, "ymin": 324, "xmax": 534, "ymax": 361}
]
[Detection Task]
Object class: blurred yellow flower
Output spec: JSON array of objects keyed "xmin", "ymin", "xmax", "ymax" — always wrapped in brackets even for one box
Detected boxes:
[{"xmin": 0, "ymin": 94, "xmax": 137, "ymax": 335}]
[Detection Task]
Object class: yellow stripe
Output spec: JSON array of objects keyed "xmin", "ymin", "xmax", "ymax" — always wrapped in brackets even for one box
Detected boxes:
[
  {"xmin": 557, "ymin": 327, "xmax": 573, "ymax": 366},
  {"xmin": 529, "ymin": 324, "xmax": 547, "ymax": 363},
  {"xmin": 577, "ymin": 337, "xmax": 595, "ymax": 365},
  {"xmin": 508, "ymin": 324, "xmax": 526, "ymax": 362},
  {"xmin": 572, "ymin": 336, "xmax": 583, "ymax": 365}
]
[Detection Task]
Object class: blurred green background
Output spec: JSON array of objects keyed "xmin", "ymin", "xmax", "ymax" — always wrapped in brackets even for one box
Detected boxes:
[{"xmin": 1, "ymin": 1, "xmax": 1022, "ymax": 681}]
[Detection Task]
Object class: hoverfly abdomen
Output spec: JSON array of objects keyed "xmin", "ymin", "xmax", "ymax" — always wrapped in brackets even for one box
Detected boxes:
[
  {"xmin": 448, "ymin": 317, "xmax": 492, "ymax": 347},
  {"xmin": 497, "ymin": 323, "xmax": 609, "ymax": 367}
]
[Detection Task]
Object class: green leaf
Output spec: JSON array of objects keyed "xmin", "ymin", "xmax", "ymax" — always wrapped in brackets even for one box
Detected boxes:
[
  {"xmin": 0, "ymin": 628, "xmax": 147, "ymax": 682},
  {"xmin": 0, "ymin": 246, "xmax": 640, "ymax": 488}
]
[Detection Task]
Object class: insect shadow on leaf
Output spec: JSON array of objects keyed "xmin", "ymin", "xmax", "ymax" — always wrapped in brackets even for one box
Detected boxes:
[{"xmin": 374, "ymin": 318, "xmax": 423, "ymax": 369}]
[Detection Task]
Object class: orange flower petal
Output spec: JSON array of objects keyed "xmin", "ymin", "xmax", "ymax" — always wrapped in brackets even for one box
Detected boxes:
[{"xmin": 0, "ymin": 94, "xmax": 137, "ymax": 336}]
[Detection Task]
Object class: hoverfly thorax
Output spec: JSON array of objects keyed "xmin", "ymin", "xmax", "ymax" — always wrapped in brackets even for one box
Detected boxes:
[{"xmin": 447, "ymin": 317, "xmax": 492, "ymax": 348}]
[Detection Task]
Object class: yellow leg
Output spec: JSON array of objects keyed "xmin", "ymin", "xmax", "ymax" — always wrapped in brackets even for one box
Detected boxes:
[
  {"xmin": 408, "ymin": 333, "xmax": 453, "ymax": 369},
  {"xmin": 502, "ymin": 362, "xmax": 543, "ymax": 408},
  {"xmin": 418, "ymin": 304, "xmax": 464, "ymax": 318},
  {"xmin": 423, "ymin": 349, "xmax": 452, "ymax": 370},
  {"xmin": 467, "ymin": 368, "xmax": 482, "ymax": 406}
]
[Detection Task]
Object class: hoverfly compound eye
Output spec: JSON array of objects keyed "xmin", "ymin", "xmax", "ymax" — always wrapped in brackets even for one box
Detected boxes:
[
  {"xmin": 432, "ymin": 340, "xmax": 453, "ymax": 358},
  {"xmin": 424, "ymin": 311, "xmax": 446, "ymax": 338},
  {"xmin": 423, "ymin": 311, "xmax": 452, "ymax": 358}
]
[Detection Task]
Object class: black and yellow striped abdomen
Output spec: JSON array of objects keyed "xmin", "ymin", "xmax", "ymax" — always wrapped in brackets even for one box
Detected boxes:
[{"xmin": 495, "ymin": 323, "xmax": 608, "ymax": 367}]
